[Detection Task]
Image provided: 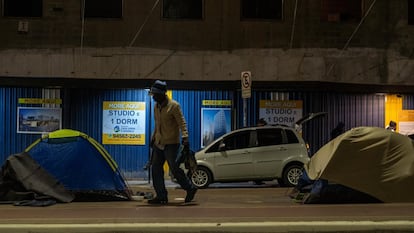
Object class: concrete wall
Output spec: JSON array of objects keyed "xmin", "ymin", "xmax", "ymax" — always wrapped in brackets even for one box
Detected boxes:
[{"xmin": 0, "ymin": 0, "xmax": 413, "ymax": 87}]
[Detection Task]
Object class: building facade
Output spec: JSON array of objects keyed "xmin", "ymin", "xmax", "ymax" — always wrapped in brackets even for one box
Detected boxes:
[{"xmin": 0, "ymin": 0, "xmax": 413, "ymax": 91}]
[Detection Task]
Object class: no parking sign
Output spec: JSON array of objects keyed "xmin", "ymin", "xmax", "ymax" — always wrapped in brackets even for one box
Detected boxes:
[{"xmin": 241, "ymin": 71, "xmax": 251, "ymax": 98}]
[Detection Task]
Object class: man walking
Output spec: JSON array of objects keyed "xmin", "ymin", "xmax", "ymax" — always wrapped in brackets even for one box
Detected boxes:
[{"xmin": 148, "ymin": 80, "xmax": 197, "ymax": 204}]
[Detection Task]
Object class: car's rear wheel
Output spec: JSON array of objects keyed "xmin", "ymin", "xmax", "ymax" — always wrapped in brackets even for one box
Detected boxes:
[
  {"xmin": 191, "ymin": 167, "xmax": 212, "ymax": 188},
  {"xmin": 281, "ymin": 164, "xmax": 303, "ymax": 187}
]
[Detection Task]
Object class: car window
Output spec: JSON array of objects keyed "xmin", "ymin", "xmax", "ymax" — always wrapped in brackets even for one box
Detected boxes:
[
  {"xmin": 206, "ymin": 130, "xmax": 251, "ymax": 152},
  {"xmin": 223, "ymin": 131, "xmax": 251, "ymax": 150},
  {"xmin": 256, "ymin": 128, "xmax": 284, "ymax": 146},
  {"xmin": 285, "ymin": 129, "xmax": 299, "ymax": 144},
  {"xmin": 206, "ymin": 141, "xmax": 220, "ymax": 153}
]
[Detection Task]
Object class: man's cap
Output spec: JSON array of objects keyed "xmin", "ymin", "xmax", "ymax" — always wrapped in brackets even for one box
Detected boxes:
[{"xmin": 150, "ymin": 80, "xmax": 167, "ymax": 95}]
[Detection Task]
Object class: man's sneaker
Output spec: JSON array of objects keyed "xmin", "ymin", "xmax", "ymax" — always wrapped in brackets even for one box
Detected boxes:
[
  {"xmin": 147, "ymin": 197, "xmax": 168, "ymax": 205},
  {"xmin": 185, "ymin": 187, "xmax": 197, "ymax": 203}
]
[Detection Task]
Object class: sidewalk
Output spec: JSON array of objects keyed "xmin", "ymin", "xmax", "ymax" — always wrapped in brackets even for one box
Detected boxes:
[{"xmin": 0, "ymin": 180, "xmax": 413, "ymax": 233}]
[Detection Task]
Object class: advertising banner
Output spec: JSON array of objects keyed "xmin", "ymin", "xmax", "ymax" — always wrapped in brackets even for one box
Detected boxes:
[
  {"xmin": 102, "ymin": 101, "xmax": 146, "ymax": 145},
  {"xmin": 259, "ymin": 100, "xmax": 303, "ymax": 127},
  {"xmin": 17, "ymin": 107, "xmax": 62, "ymax": 134},
  {"xmin": 201, "ymin": 108, "xmax": 231, "ymax": 148},
  {"xmin": 398, "ymin": 110, "xmax": 414, "ymax": 136}
]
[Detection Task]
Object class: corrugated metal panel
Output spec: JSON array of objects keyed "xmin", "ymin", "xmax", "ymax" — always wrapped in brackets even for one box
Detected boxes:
[
  {"xmin": 290, "ymin": 91, "xmax": 385, "ymax": 155},
  {"xmin": 0, "ymin": 87, "xmax": 45, "ymax": 162},
  {"xmin": 63, "ymin": 88, "xmax": 151, "ymax": 179},
  {"xmin": 65, "ymin": 88, "xmax": 235, "ymax": 180},
  {"xmin": 172, "ymin": 89, "xmax": 235, "ymax": 151},
  {"xmin": 403, "ymin": 95, "xmax": 414, "ymax": 109},
  {"xmin": 235, "ymin": 90, "xmax": 258, "ymax": 128},
  {"xmin": 2, "ymin": 86, "xmax": 411, "ymax": 180},
  {"xmin": 242, "ymin": 91, "xmax": 385, "ymax": 155},
  {"xmin": 236, "ymin": 91, "xmax": 291, "ymax": 129}
]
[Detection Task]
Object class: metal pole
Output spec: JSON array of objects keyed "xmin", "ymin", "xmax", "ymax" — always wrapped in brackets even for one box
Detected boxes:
[
  {"xmin": 243, "ymin": 98, "xmax": 247, "ymax": 127},
  {"xmin": 289, "ymin": 0, "xmax": 299, "ymax": 49},
  {"xmin": 147, "ymin": 91, "xmax": 152, "ymax": 184}
]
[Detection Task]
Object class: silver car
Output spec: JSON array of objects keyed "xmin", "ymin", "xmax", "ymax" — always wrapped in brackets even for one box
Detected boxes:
[{"xmin": 190, "ymin": 125, "xmax": 310, "ymax": 188}]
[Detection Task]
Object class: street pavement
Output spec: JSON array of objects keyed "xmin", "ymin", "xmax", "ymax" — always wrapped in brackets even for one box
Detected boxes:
[{"xmin": 0, "ymin": 180, "xmax": 414, "ymax": 233}]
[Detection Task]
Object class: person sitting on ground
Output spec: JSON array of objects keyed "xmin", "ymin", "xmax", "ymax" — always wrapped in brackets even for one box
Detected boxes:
[{"xmin": 386, "ymin": 121, "xmax": 397, "ymax": 132}]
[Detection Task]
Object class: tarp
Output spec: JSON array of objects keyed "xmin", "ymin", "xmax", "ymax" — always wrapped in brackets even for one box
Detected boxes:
[
  {"xmin": 0, "ymin": 152, "xmax": 74, "ymax": 204},
  {"xmin": 25, "ymin": 129, "xmax": 131, "ymax": 201},
  {"xmin": 305, "ymin": 127, "xmax": 414, "ymax": 202}
]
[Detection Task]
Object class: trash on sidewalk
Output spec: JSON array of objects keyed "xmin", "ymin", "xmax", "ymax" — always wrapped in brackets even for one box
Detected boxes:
[{"xmin": 136, "ymin": 191, "xmax": 154, "ymax": 200}]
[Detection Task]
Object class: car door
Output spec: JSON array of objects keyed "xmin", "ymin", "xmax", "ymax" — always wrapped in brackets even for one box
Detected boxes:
[
  {"xmin": 252, "ymin": 128, "xmax": 289, "ymax": 178},
  {"xmin": 213, "ymin": 130, "xmax": 254, "ymax": 180}
]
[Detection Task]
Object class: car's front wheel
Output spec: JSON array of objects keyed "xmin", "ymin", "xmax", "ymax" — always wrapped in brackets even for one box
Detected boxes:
[
  {"xmin": 191, "ymin": 167, "xmax": 212, "ymax": 188},
  {"xmin": 281, "ymin": 164, "xmax": 303, "ymax": 187}
]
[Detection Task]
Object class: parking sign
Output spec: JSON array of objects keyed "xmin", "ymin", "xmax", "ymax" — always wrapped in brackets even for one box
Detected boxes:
[{"xmin": 241, "ymin": 71, "xmax": 251, "ymax": 98}]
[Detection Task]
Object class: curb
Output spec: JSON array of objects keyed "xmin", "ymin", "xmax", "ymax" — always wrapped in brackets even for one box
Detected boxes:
[{"xmin": 1, "ymin": 221, "xmax": 414, "ymax": 233}]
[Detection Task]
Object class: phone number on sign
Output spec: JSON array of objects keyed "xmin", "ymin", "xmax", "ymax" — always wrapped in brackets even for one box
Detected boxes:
[{"xmin": 111, "ymin": 134, "xmax": 141, "ymax": 139}]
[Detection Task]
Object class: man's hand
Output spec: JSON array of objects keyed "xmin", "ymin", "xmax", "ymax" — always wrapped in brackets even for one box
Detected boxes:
[{"xmin": 182, "ymin": 137, "xmax": 189, "ymax": 147}]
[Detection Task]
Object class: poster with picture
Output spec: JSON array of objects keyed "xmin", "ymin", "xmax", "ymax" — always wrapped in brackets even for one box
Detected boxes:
[
  {"xmin": 17, "ymin": 107, "xmax": 62, "ymax": 134},
  {"xmin": 201, "ymin": 108, "xmax": 231, "ymax": 148}
]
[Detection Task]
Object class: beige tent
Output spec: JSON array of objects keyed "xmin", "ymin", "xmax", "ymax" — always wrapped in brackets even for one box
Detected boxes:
[{"xmin": 305, "ymin": 127, "xmax": 414, "ymax": 203}]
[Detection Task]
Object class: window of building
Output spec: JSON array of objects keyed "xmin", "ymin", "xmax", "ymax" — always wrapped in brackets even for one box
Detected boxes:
[
  {"xmin": 3, "ymin": 0, "xmax": 42, "ymax": 17},
  {"xmin": 241, "ymin": 0, "xmax": 283, "ymax": 20},
  {"xmin": 162, "ymin": 0, "xmax": 203, "ymax": 19},
  {"xmin": 408, "ymin": 0, "xmax": 414, "ymax": 25},
  {"xmin": 83, "ymin": 0, "xmax": 122, "ymax": 18},
  {"xmin": 321, "ymin": 0, "xmax": 362, "ymax": 22}
]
